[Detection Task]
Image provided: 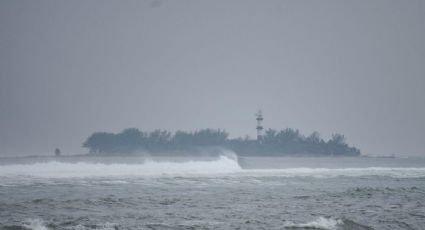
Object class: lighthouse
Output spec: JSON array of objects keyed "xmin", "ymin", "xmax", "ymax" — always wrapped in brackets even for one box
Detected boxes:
[{"xmin": 256, "ymin": 110, "xmax": 264, "ymax": 142}]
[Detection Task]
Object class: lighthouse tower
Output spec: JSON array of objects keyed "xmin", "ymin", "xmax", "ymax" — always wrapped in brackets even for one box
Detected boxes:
[{"xmin": 256, "ymin": 110, "xmax": 264, "ymax": 142}]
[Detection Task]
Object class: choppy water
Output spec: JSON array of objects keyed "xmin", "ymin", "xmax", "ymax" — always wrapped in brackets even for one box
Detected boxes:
[{"xmin": 1, "ymin": 154, "xmax": 425, "ymax": 230}]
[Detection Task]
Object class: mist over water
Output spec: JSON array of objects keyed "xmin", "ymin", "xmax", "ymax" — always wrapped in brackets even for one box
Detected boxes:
[{"xmin": 1, "ymin": 153, "xmax": 425, "ymax": 229}]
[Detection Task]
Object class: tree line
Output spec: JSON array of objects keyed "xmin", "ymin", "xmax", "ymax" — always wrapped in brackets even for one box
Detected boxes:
[{"xmin": 82, "ymin": 128, "xmax": 360, "ymax": 156}]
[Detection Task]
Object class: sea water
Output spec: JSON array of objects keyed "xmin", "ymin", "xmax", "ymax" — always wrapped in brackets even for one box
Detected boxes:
[{"xmin": 1, "ymin": 154, "xmax": 425, "ymax": 229}]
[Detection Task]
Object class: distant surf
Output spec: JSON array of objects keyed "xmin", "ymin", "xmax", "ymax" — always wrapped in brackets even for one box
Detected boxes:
[
  {"xmin": 248, "ymin": 167, "xmax": 425, "ymax": 178},
  {"xmin": 0, "ymin": 155, "xmax": 241, "ymax": 179},
  {"xmin": 1, "ymin": 156, "xmax": 425, "ymax": 180}
]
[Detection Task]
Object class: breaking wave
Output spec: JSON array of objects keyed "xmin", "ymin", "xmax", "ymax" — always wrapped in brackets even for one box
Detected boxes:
[
  {"xmin": 283, "ymin": 217, "xmax": 343, "ymax": 229},
  {"xmin": 0, "ymin": 156, "xmax": 425, "ymax": 180},
  {"xmin": 23, "ymin": 218, "xmax": 48, "ymax": 230},
  {"xmin": 0, "ymin": 156, "xmax": 242, "ymax": 178},
  {"xmin": 282, "ymin": 216, "xmax": 373, "ymax": 230},
  {"xmin": 248, "ymin": 167, "xmax": 425, "ymax": 178},
  {"xmin": 5, "ymin": 218, "xmax": 119, "ymax": 230}
]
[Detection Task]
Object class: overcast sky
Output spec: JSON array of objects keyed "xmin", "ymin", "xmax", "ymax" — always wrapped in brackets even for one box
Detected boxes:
[{"xmin": 0, "ymin": 0, "xmax": 424, "ymax": 156}]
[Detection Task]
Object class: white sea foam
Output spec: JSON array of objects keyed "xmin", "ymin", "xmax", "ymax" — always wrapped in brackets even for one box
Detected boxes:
[
  {"xmin": 1, "ymin": 156, "xmax": 425, "ymax": 180},
  {"xmin": 0, "ymin": 156, "xmax": 241, "ymax": 178},
  {"xmin": 248, "ymin": 167, "xmax": 425, "ymax": 178},
  {"xmin": 73, "ymin": 222, "xmax": 118, "ymax": 230},
  {"xmin": 282, "ymin": 216, "xmax": 343, "ymax": 229},
  {"xmin": 23, "ymin": 218, "xmax": 48, "ymax": 230}
]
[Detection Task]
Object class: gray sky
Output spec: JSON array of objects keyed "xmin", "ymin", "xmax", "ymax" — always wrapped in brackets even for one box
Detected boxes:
[{"xmin": 1, "ymin": 0, "xmax": 424, "ymax": 156}]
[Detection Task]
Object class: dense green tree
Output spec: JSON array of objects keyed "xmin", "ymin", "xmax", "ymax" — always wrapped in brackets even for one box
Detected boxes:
[
  {"xmin": 82, "ymin": 128, "xmax": 361, "ymax": 156},
  {"xmin": 82, "ymin": 132, "xmax": 117, "ymax": 154},
  {"xmin": 115, "ymin": 128, "xmax": 145, "ymax": 153}
]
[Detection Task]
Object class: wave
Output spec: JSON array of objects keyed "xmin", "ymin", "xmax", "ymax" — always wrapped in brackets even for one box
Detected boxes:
[
  {"xmin": 0, "ymin": 156, "xmax": 425, "ymax": 180},
  {"xmin": 283, "ymin": 217, "xmax": 343, "ymax": 229},
  {"xmin": 5, "ymin": 218, "xmax": 118, "ymax": 230},
  {"xmin": 23, "ymin": 219, "xmax": 48, "ymax": 230},
  {"xmin": 247, "ymin": 167, "xmax": 425, "ymax": 178},
  {"xmin": 6, "ymin": 217, "xmax": 373, "ymax": 230},
  {"xmin": 0, "ymin": 156, "xmax": 242, "ymax": 179},
  {"xmin": 282, "ymin": 216, "xmax": 373, "ymax": 230}
]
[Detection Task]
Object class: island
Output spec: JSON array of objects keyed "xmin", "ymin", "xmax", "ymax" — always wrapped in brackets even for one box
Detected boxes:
[
  {"xmin": 82, "ymin": 128, "xmax": 360, "ymax": 157},
  {"xmin": 82, "ymin": 111, "xmax": 360, "ymax": 157}
]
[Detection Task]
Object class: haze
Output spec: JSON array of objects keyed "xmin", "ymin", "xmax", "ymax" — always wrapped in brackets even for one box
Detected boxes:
[{"xmin": 0, "ymin": 0, "xmax": 424, "ymax": 156}]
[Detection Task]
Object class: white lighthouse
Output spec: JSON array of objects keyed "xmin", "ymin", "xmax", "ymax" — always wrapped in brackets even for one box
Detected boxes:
[{"xmin": 256, "ymin": 110, "xmax": 264, "ymax": 142}]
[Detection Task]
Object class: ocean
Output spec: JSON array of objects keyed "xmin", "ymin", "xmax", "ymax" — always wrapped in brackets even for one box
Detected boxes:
[{"xmin": 1, "ymin": 154, "xmax": 425, "ymax": 229}]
